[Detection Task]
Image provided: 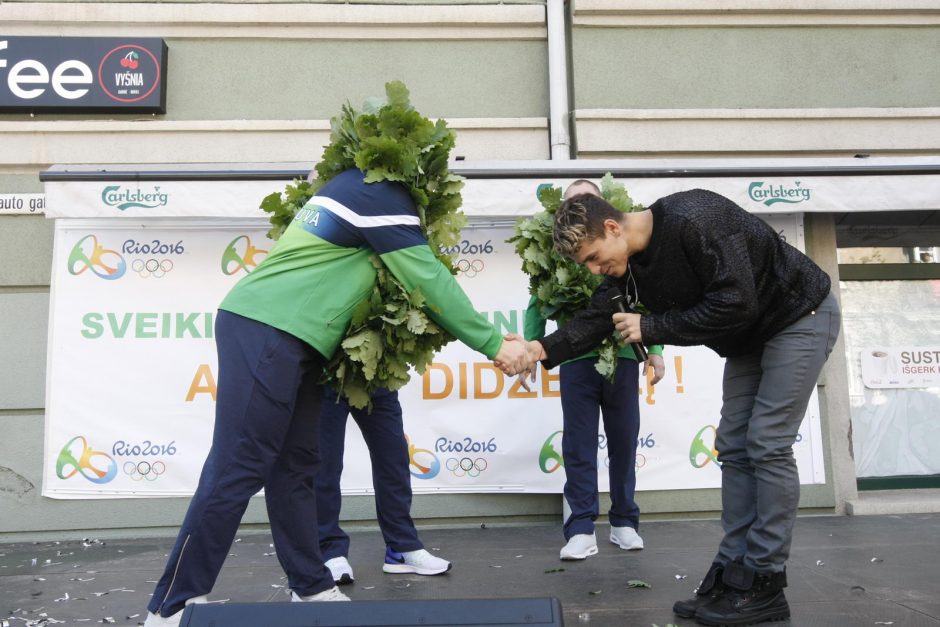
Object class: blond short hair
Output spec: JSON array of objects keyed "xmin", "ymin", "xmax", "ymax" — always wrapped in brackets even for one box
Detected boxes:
[{"xmin": 553, "ymin": 193, "xmax": 623, "ymax": 258}]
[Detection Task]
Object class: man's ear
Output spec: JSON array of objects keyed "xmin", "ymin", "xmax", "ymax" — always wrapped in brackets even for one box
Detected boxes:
[{"xmin": 603, "ymin": 218, "xmax": 622, "ymax": 238}]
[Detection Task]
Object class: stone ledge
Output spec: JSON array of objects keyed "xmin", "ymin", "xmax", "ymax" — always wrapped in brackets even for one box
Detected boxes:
[{"xmin": 845, "ymin": 488, "xmax": 940, "ymax": 515}]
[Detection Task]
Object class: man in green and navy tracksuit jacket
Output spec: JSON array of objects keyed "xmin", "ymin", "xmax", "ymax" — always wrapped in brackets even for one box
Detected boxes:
[{"xmin": 145, "ymin": 168, "xmax": 526, "ymax": 624}]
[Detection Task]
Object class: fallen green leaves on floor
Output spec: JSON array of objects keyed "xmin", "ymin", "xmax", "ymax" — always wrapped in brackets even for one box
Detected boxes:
[
  {"xmin": 626, "ymin": 579, "xmax": 651, "ymax": 588},
  {"xmin": 544, "ymin": 567, "xmax": 566, "ymax": 574}
]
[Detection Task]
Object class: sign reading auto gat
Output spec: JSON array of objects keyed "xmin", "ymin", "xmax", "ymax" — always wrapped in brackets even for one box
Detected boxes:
[{"xmin": 0, "ymin": 36, "xmax": 167, "ymax": 113}]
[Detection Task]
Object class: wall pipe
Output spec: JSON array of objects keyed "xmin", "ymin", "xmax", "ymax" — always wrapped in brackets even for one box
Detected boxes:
[{"xmin": 546, "ymin": 0, "xmax": 571, "ymax": 160}]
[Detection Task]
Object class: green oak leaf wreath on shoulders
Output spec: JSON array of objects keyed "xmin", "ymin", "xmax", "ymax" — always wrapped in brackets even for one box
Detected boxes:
[
  {"xmin": 508, "ymin": 174, "xmax": 645, "ymax": 381},
  {"xmin": 259, "ymin": 81, "xmax": 466, "ymax": 409}
]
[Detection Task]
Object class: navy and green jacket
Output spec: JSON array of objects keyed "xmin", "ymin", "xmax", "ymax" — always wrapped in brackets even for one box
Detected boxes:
[{"xmin": 221, "ymin": 168, "xmax": 503, "ymax": 360}]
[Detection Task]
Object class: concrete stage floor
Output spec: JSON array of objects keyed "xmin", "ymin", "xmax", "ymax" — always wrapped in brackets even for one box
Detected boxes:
[{"xmin": 2, "ymin": 513, "xmax": 939, "ymax": 626}]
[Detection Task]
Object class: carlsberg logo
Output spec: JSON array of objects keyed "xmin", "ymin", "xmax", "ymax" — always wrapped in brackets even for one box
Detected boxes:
[
  {"xmin": 748, "ymin": 181, "xmax": 811, "ymax": 207},
  {"xmin": 101, "ymin": 185, "xmax": 169, "ymax": 211}
]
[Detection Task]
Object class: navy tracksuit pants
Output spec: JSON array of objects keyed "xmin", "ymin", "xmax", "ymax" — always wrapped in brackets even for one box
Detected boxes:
[
  {"xmin": 561, "ymin": 357, "xmax": 642, "ymax": 540},
  {"xmin": 148, "ymin": 310, "xmax": 335, "ymax": 617},
  {"xmin": 316, "ymin": 386, "xmax": 423, "ymax": 560}
]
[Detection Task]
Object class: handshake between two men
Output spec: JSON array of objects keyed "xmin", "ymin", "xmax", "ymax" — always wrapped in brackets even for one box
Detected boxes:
[
  {"xmin": 493, "ymin": 333, "xmax": 546, "ymax": 379},
  {"xmin": 491, "ymin": 309, "xmax": 647, "ymax": 384},
  {"xmin": 493, "ymin": 312, "xmax": 652, "ymax": 390}
]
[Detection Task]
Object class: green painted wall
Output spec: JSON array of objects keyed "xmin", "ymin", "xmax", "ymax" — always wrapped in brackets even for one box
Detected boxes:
[
  {"xmin": 166, "ymin": 39, "xmax": 547, "ymax": 120},
  {"xmin": 0, "ymin": 292, "xmax": 48, "ymax": 409},
  {"xmin": 573, "ymin": 27, "xmax": 940, "ymax": 109},
  {"xmin": 0, "ymin": 40, "xmax": 548, "ymax": 123},
  {"xmin": 0, "ymin": 174, "xmax": 44, "ymax": 194},
  {"xmin": 0, "ymin": 216, "xmax": 53, "ymax": 286}
]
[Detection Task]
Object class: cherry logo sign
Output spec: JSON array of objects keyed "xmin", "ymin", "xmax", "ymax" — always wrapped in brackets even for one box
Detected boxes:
[{"xmin": 0, "ymin": 36, "xmax": 168, "ymax": 113}]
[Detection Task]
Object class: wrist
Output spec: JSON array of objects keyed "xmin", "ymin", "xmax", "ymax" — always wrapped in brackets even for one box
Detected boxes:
[{"xmin": 533, "ymin": 341, "xmax": 546, "ymax": 361}]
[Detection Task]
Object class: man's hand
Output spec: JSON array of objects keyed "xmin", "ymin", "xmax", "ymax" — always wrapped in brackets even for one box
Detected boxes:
[
  {"xmin": 509, "ymin": 339, "xmax": 545, "ymax": 391},
  {"xmin": 493, "ymin": 334, "xmax": 530, "ymax": 376},
  {"xmin": 644, "ymin": 353, "xmax": 666, "ymax": 385},
  {"xmin": 613, "ymin": 312, "xmax": 642, "ymax": 343},
  {"xmin": 525, "ymin": 339, "xmax": 546, "ymax": 366}
]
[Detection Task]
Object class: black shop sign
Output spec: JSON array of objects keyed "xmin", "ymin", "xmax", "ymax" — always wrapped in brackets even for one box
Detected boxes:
[{"xmin": 0, "ymin": 36, "xmax": 167, "ymax": 113}]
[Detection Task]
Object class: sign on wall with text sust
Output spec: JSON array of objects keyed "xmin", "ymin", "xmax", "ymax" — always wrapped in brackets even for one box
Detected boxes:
[{"xmin": 0, "ymin": 36, "xmax": 168, "ymax": 113}]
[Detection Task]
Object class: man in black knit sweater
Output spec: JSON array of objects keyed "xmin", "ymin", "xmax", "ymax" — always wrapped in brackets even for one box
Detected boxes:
[{"xmin": 519, "ymin": 189, "xmax": 841, "ymax": 626}]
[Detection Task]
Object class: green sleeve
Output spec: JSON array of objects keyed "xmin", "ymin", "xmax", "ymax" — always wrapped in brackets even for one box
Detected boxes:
[
  {"xmin": 379, "ymin": 245, "xmax": 503, "ymax": 359},
  {"xmin": 523, "ymin": 295, "xmax": 547, "ymax": 341},
  {"xmin": 648, "ymin": 344, "xmax": 664, "ymax": 357}
]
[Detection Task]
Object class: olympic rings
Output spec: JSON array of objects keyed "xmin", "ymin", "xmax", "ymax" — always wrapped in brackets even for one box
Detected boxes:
[
  {"xmin": 445, "ymin": 457, "xmax": 488, "ymax": 478},
  {"xmin": 131, "ymin": 258, "xmax": 174, "ymax": 279},
  {"xmin": 123, "ymin": 459, "xmax": 166, "ymax": 481},
  {"xmin": 603, "ymin": 454, "xmax": 645, "ymax": 470},
  {"xmin": 455, "ymin": 258, "xmax": 485, "ymax": 278}
]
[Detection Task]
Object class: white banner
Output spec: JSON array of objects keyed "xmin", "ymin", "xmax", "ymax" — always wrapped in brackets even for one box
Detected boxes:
[
  {"xmin": 44, "ymin": 220, "xmax": 272, "ymax": 497},
  {"xmin": 860, "ymin": 346, "xmax": 940, "ymax": 388},
  {"xmin": 42, "ymin": 184, "xmax": 826, "ymax": 498},
  {"xmin": 43, "ymin": 181, "xmax": 282, "ymax": 219},
  {"xmin": 459, "ymin": 175, "xmax": 940, "ymax": 217},
  {"xmin": 42, "ymin": 161, "xmax": 940, "ymax": 220}
]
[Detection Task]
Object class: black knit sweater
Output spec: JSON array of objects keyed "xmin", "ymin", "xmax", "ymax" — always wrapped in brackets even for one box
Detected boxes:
[{"xmin": 540, "ymin": 189, "xmax": 831, "ymax": 364}]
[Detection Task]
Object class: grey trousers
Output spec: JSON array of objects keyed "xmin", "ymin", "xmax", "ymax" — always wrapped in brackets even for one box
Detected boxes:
[{"xmin": 714, "ymin": 292, "xmax": 841, "ymax": 574}]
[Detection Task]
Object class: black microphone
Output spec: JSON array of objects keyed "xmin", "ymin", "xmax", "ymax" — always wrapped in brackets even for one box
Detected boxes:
[{"xmin": 610, "ymin": 290, "xmax": 648, "ymax": 363}]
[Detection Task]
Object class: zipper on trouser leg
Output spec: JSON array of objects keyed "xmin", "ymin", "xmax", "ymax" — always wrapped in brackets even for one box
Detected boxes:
[{"xmin": 157, "ymin": 533, "xmax": 191, "ymax": 616}]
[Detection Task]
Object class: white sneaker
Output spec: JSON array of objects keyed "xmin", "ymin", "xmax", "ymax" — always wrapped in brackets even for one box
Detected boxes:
[
  {"xmin": 143, "ymin": 612, "xmax": 181, "ymax": 627},
  {"xmin": 290, "ymin": 586, "xmax": 351, "ymax": 602},
  {"xmin": 325, "ymin": 556, "xmax": 355, "ymax": 585},
  {"xmin": 610, "ymin": 525, "xmax": 644, "ymax": 550},
  {"xmin": 382, "ymin": 547, "xmax": 452, "ymax": 575},
  {"xmin": 560, "ymin": 533, "xmax": 598, "ymax": 560},
  {"xmin": 142, "ymin": 595, "xmax": 207, "ymax": 626}
]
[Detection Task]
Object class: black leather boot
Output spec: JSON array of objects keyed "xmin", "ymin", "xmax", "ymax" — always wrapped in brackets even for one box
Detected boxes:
[
  {"xmin": 694, "ymin": 562, "xmax": 790, "ymax": 626},
  {"xmin": 672, "ymin": 563, "xmax": 727, "ymax": 618}
]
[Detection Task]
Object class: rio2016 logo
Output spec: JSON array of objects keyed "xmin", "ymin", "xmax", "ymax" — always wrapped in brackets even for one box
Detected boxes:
[
  {"xmin": 67, "ymin": 234, "xmax": 127, "ymax": 280},
  {"xmin": 56, "ymin": 435, "xmax": 118, "ymax": 484},
  {"xmin": 407, "ymin": 435, "xmax": 441, "ymax": 480},
  {"xmin": 221, "ymin": 235, "xmax": 268, "ymax": 275},
  {"xmin": 122, "ymin": 239, "xmax": 184, "ymax": 279},
  {"xmin": 538, "ymin": 430, "xmax": 564, "ymax": 474},
  {"xmin": 435, "ymin": 436, "xmax": 496, "ymax": 479},
  {"xmin": 690, "ymin": 425, "xmax": 720, "ymax": 468}
]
